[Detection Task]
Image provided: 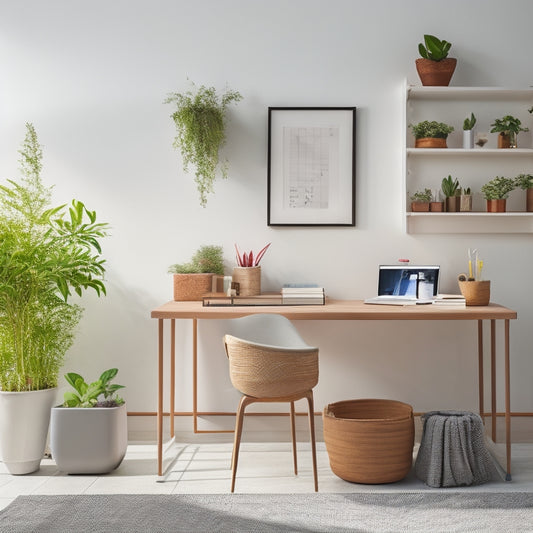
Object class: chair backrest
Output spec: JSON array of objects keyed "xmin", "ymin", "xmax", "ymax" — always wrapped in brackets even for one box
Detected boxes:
[{"xmin": 223, "ymin": 314, "xmax": 318, "ymax": 398}]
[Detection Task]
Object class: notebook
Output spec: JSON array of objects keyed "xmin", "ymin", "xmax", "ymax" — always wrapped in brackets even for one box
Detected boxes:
[{"xmin": 364, "ymin": 265, "xmax": 440, "ymax": 305}]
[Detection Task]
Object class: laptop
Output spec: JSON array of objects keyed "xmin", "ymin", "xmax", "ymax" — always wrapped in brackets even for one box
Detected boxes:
[{"xmin": 364, "ymin": 265, "xmax": 440, "ymax": 305}]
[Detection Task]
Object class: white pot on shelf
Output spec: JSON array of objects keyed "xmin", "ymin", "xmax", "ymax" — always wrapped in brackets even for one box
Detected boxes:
[{"xmin": 463, "ymin": 130, "xmax": 474, "ymax": 149}]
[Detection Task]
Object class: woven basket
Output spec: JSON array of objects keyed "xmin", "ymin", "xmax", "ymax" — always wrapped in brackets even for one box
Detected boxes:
[
  {"xmin": 232, "ymin": 266, "xmax": 261, "ymax": 296},
  {"xmin": 323, "ymin": 399, "xmax": 414, "ymax": 484},
  {"xmin": 173, "ymin": 273, "xmax": 213, "ymax": 301},
  {"xmin": 458, "ymin": 280, "xmax": 490, "ymax": 306}
]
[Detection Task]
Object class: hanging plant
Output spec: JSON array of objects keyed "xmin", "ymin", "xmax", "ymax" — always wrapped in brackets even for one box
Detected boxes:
[{"xmin": 165, "ymin": 82, "xmax": 242, "ymax": 207}]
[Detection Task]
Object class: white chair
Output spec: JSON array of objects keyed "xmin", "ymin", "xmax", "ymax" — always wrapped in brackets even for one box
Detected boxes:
[{"xmin": 223, "ymin": 314, "xmax": 319, "ymax": 492}]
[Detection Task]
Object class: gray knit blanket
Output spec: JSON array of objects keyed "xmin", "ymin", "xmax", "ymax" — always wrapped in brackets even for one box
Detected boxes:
[{"xmin": 415, "ymin": 411, "xmax": 504, "ymax": 487}]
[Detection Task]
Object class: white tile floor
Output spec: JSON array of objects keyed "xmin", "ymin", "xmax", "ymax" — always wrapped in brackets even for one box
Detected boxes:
[{"xmin": 0, "ymin": 440, "xmax": 532, "ymax": 512}]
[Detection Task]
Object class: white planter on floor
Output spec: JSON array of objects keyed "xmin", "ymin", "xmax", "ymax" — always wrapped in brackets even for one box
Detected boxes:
[
  {"xmin": 50, "ymin": 403, "xmax": 127, "ymax": 474},
  {"xmin": 0, "ymin": 388, "xmax": 57, "ymax": 475}
]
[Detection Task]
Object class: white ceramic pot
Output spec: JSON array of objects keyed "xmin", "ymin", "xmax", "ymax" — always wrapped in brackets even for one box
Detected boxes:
[
  {"xmin": 463, "ymin": 130, "xmax": 474, "ymax": 149},
  {"xmin": 50, "ymin": 403, "xmax": 127, "ymax": 474},
  {"xmin": 0, "ymin": 388, "xmax": 57, "ymax": 475}
]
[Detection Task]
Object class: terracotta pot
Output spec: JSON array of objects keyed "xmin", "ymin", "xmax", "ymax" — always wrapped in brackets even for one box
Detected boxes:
[
  {"xmin": 411, "ymin": 201, "xmax": 429, "ymax": 212},
  {"xmin": 415, "ymin": 137, "xmax": 447, "ymax": 149},
  {"xmin": 430, "ymin": 201, "xmax": 444, "ymax": 212},
  {"xmin": 527, "ymin": 188, "xmax": 533, "ymax": 212},
  {"xmin": 445, "ymin": 196, "xmax": 459, "ymax": 212},
  {"xmin": 486, "ymin": 199, "xmax": 506, "ymax": 213},
  {"xmin": 415, "ymin": 57, "xmax": 457, "ymax": 86}
]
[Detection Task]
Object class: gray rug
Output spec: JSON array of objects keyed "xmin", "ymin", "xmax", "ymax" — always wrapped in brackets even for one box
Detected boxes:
[{"xmin": 1, "ymin": 493, "xmax": 532, "ymax": 533}]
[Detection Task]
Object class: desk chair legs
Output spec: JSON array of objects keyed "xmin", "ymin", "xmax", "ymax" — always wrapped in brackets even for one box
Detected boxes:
[{"xmin": 230, "ymin": 392, "xmax": 318, "ymax": 493}]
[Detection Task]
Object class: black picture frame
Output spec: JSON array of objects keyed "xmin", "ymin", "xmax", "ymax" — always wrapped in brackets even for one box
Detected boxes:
[{"xmin": 267, "ymin": 107, "xmax": 356, "ymax": 226}]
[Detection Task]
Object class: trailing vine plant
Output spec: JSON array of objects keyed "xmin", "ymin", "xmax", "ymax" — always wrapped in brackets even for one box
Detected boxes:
[{"xmin": 164, "ymin": 82, "xmax": 242, "ymax": 207}]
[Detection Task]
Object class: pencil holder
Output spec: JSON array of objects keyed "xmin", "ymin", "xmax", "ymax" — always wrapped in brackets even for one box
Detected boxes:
[{"xmin": 458, "ymin": 280, "xmax": 490, "ymax": 306}]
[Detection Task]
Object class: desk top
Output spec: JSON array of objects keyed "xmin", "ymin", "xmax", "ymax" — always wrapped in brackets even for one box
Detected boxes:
[{"xmin": 151, "ymin": 299, "xmax": 517, "ymax": 321}]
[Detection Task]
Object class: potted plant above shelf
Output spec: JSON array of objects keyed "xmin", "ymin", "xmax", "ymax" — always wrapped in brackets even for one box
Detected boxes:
[
  {"xmin": 164, "ymin": 82, "xmax": 242, "ymax": 207},
  {"xmin": 50, "ymin": 368, "xmax": 127, "ymax": 474},
  {"xmin": 490, "ymin": 115, "xmax": 529, "ymax": 148},
  {"xmin": 441, "ymin": 175, "xmax": 460, "ymax": 212},
  {"xmin": 415, "ymin": 34, "xmax": 456, "ymax": 87},
  {"xmin": 481, "ymin": 176, "xmax": 516, "ymax": 212},
  {"xmin": 463, "ymin": 113, "xmax": 477, "ymax": 149},
  {"xmin": 409, "ymin": 121, "xmax": 454, "ymax": 148},
  {"xmin": 0, "ymin": 124, "xmax": 109, "ymax": 475},
  {"xmin": 169, "ymin": 245, "xmax": 225, "ymax": 301},
  {"xmin": 514, "ymin": 173, "xmax": 533, "ymax": 212},
  {"xmin": 410, "ymin": 188, "xmax": 432, "ymax": 212}
]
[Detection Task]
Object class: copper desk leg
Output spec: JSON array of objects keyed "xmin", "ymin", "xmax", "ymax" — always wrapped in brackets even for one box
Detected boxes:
[
  {"xmin": 170, "ymin": 319, "xmax": 176, "ymax": 439},
  {"xmin": 157, "ymin": 319, "xmax": 164, "ymax": 477},
  {"xmin": 478, "ymin": 320, "xmax": 484, "ymax": 421},
  {"xmin": 505, "ymin": 319, "xmax": 512, "ymax": 480},
  {"xmin": 193, "ymin": 319, "xmax": 198, "ymax": 433},
  {"xmin": 491, "ymin": 319, "xmax": 496, "ymax": 442}
]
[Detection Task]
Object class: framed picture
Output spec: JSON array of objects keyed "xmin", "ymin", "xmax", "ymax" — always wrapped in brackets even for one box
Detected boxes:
[{"xmin": 267, "ymin": 107, "xmax": 356, "ymax": 226}]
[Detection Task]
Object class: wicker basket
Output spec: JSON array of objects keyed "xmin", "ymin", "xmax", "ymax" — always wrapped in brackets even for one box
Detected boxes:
[
  {"xmin": 173, "ymin": 273, "xmax": 213, "ymax": 301},
  {"xmin": 232, "ymin": 266, "xmax": 261, "ymax": 296},
  {"xmin": 323, "ymin": 399, "xmax": 414, "ymax": 484},
  {"xmin": 458, "ymin": 280, "xmax": 490, "ymax": 306}
]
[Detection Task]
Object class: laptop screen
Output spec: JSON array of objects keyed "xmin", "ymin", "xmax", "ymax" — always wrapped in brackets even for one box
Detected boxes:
[{"xmin": 378, "ymin": 265, "xmax": 440, "ymax": 299}]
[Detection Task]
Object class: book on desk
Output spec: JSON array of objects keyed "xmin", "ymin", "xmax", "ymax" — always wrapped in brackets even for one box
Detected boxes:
[{"xmin": 202, "ymin": 286, "xmax": 326, "ymax": 307}]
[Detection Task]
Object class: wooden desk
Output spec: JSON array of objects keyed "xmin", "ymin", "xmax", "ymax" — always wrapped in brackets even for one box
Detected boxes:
[{"xmin": 151, "ymin": 299, "xmax": 517, "ymax": 478}]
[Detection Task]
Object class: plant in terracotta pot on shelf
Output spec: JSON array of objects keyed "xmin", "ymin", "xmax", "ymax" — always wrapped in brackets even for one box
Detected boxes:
[
  {"xmin": 514, "ymin": 173, "xmax": 533, "ymax": 212},
  {"xmin": 463, "ymin": 113, "xmax": 477, "ymax": 149},
  {"xmin": 409, "ymin": 188, "xmax": 432, "ymax": 212},
  {"xmin": 415, "ymin": 34, "xmax": 456, "ymax": 86},
  {"xmin": 233, "ymin": 243, "xmax": 271, "ymax": 296},
  {"xmin": 409, "ymin": 120, "xmax": 454, "ymax": 148},
  {"xmin": 169, "ymin": 245, "xmax": 224, "ymax": 301},
  {"xmin": 490, "ymin": 115, "xmax": 529, "ymax": 148},
  {"xmin": 441, "ymin": 175, "xmax": 460, "ymax": 212},
  {"xmin": 0, "ymin": 124, "xmax": 109, "ymax": 475},
  {"xmin": 481, "ymin": 176, "xmax": 515, "ymax": 212},
  {"xmin": 50, "ymin": 368, "xmax": 127, "ymax": 474},
  {"xmin": 164, "ymin": 82, "xmax": 242, "ymax": 207}
]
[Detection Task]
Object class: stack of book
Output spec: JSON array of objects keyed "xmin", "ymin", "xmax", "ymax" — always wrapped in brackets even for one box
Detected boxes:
[
  {"xmin": 281, "ymin": 284, "xmax": 325, "ymax": 305},
  {"xmin": 432, "ymin": 294, "xmax": 466, "ymax": 307}
]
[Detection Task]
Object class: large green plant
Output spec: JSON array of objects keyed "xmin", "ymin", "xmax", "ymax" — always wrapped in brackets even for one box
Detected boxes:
[
  {"xmin": 63, "ymin": 368, "xmax": 125, "ymax": 408},
  {"xmin": 165, "ymin": 83, "xmax": 242, "ymax": 207},
  {"xmin": 0, "ymin": 124, "xmax": 109, "ymax": 392}
]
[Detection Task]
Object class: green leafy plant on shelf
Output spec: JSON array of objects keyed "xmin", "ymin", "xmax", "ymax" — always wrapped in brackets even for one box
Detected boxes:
[
  {"xmin": 409, "ymin": 121, "xmax": 454, "ymax": 139},
  {"xmin": 62, "ymin": 368, "xmax": 125, "ymax": 408},
  {"xmin": 515, "ymin": 173, "xmax": 533, "ymax": 190},
  {"xmin": 418, "ymin": 35, "xmax": 452, "ymax": 61},
  {"xmin": 168, "ymin": 245, "xmax": 224, "ymax": 275},
  {"xmin": 0, "ymin": 124, "xmax": 109, "ymax": 392},
  {"xmin": 441, "ymin": 175, "xmax": 460, "ymax": 198},
  {"xmin": 490, "ymin": 115, "xmax": 529, "ymax": 136},
  {"xmin": 410, "ymin": 188, "xmax": 432, "ymax": 202},
  {"xmin": 463, "ymin": 113, "xmax": 477, "ymax": 131},
  {"xmin": 164, "ymin": 82, "xmax": 242, "ymax": 207},
  {"xmin": 481, "ymin": 176, "xmax": 516, "ymax": 200}
]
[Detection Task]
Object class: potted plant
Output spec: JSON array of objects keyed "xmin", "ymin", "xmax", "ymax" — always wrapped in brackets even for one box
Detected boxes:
[
  {"xmin": 514, "ymin": 173, "xmax": 533, "ymax": 212},
  {"xmin": 441, "ymin": 175, "xmax": 460, "ymax": 212},
  {"xmin": 463, "ymin": 113, "xmax": 477, "ymax": 149},
  {"xmin": 481, "ymin": 176, "xmax": 515, "ymax": 212},
  {"xmin": 169, "ymin": 245, "xmax": 224, "ymax": 301},
  {"xmin": 490, "ymin": 115, "xmax": 529, "ymax": 148},
  {"xmin": 233, "ymin": 243, "xmax": 271, "ymax": 296},
  {"xmin": 409, "ymin": 121, "xmax": 454, "ymax": 148},
  {"xmin": 409, "ymin": 188, "xmax": 432, "ymax": 212},
  {"xmin": 50, "ymin": 368, "xmax": 127, "ymax": 474},
  {"xmin": 459, "ymin": 186, "xmax": 473, "ymax": 212},
  {"xmin": 415, "ymin": 34, "xmax": 457, "ymax": 86},
  {"xmin": 0, "ymin": 124, "xmax": 108, "ymax": 475},
  {"xmin": 164, "ymin": 82, "xmax": 242, "ymax": 207}
]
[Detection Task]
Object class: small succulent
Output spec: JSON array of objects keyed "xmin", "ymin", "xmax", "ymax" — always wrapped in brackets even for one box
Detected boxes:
[
  {"xmin": 441, "ymin": 175, "xmax": 460, "ymax": 198},
  {"xmin": 410, "ymin": 188, "xmax": 432, "ymax": 202},
  {"xmin": 463, "ymin": 113, "xmax": 477, "ymax": 131},
  {"xmin": 418, "ymin": 35, "xmax": 452, "ymax": 61},
  {"xmin": 235, "ymin": 243, "xmax": 271, "ymax": 267}
]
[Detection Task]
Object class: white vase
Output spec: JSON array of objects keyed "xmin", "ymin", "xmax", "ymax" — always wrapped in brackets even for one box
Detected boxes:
[
  {"xmin": 463, "ymin": 130, "xmax": 474, "ymax": 149},
  {"xmin": 0, "ymin": 388, "xmax": 57, "ymax": 474}
]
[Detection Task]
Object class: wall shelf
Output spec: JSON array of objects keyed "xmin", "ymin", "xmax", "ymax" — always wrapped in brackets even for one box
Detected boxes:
[{"xmin": 403, "ymin": 83, "xmax": 533, "ymax": 233}]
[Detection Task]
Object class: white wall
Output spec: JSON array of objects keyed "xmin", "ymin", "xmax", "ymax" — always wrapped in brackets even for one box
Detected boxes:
[{"xmin": 1, "ymin": 0, "xmax": 533, "ymax": 426}]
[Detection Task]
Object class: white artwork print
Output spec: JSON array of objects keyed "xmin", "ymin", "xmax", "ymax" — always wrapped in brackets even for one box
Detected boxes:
[{"xmin": 282, "ymin": 126, "xmax": 339, "ymax": 209}]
